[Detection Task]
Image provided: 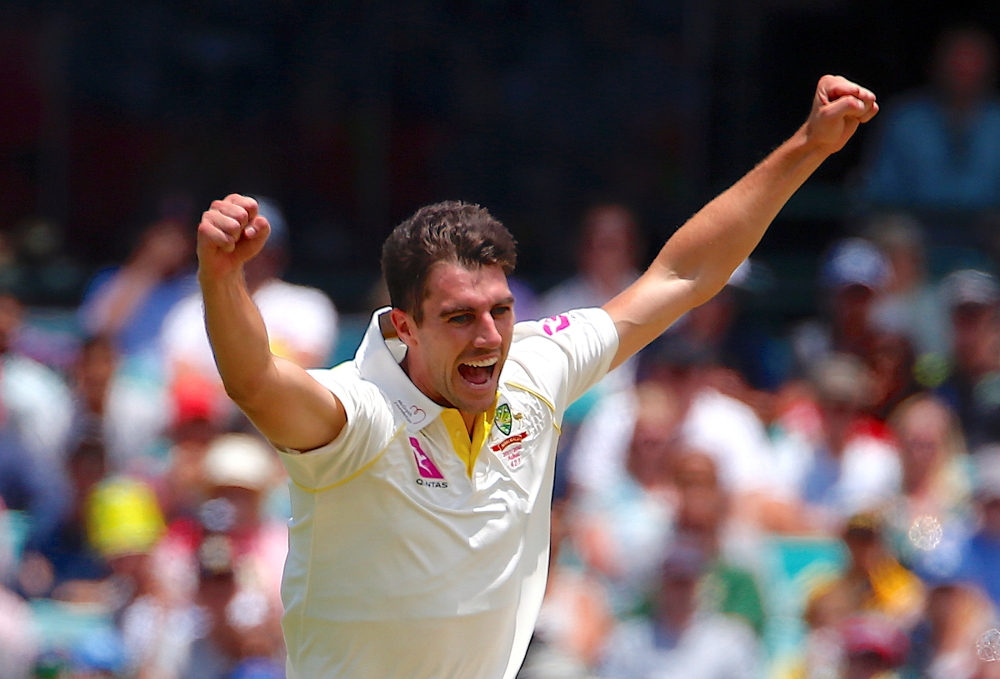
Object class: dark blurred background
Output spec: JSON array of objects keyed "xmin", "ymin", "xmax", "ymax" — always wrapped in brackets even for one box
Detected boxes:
[{"xmin": 1, "ymin": 0, "xmax": 998, "ymax": 310}]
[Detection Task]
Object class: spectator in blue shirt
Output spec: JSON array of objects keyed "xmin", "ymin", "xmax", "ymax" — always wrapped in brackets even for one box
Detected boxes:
[{"xmin": 861, "ymin": 27, "xmax": 1000, "ymax": 217}]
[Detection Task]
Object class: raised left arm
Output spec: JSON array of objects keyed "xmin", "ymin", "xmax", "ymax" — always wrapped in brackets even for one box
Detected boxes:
[{"xmin": 604, "ymin": 75, "xmax": 878, "ymax": 369}]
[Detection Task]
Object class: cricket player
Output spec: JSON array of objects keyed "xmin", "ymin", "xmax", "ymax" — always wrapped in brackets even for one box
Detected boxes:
[{"xmin": 197, "ymin": 75, "xmax": 877, "ymax": 678}]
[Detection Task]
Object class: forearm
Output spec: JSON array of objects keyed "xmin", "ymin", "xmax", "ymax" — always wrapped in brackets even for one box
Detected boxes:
[
  {"xmin": 605, "ymin": 126, "xmax": 835, "ymax": 367},
  {"xmin": 84, "ymin": 268, "xmax": 159, "ymax": 335},
  {"xmin": 199, "ymin": 268, "xmax": 275, "ymax": 407},
  {"xmin": 654, "ymin": 124, "xmax": 828, "ymax": 303}
]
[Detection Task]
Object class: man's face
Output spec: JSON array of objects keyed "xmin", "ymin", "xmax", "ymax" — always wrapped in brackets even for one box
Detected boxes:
[{"xmin": 393, "ymin": 262, "xmax": 514, "ymax": 415}]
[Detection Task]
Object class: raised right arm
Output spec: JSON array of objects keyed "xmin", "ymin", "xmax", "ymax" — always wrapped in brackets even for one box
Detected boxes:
[{"xmin": 197, "ymin": 194, "xmax": 346, "ymax": 451}]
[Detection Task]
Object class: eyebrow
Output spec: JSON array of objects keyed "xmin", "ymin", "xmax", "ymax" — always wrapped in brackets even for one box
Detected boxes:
[{"xmin": 439, "ymin": 296, "xmax": 515, "ymax": 318}]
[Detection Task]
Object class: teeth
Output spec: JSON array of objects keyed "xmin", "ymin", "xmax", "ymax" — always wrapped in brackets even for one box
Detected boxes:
[{"xmin": 463, "ymin": 357, "xmax": 498, "ymax": 368}]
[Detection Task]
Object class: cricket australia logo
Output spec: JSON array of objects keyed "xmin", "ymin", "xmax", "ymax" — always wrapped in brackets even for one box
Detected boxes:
[
  {"xmin": 495, "ymin": 403, "xmax": 513, "ymax": 435},
  {"xmin": 408, "ymin": 437, "xmax": 448, "ymax": 488}
]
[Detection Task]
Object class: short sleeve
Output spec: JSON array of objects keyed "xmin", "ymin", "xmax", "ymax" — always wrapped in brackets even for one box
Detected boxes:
[
  {"xmin": 508, "ymin": 308, "xmax": 619, "ymax": 415},
  {"xmin": 277, "ymin": 363, "xmax": 397, "ymax": 491}
]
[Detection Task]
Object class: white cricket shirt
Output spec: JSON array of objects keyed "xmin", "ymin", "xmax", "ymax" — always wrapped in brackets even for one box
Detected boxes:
[{"xmin": 278, "ymin": 306, "xmax": 618, "ymax": 679}]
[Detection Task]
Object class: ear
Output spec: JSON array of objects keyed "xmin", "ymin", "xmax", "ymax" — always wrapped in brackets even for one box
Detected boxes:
[{"xmin": 390, "ymin": 308, "xmax": 418, "ymax": 348}]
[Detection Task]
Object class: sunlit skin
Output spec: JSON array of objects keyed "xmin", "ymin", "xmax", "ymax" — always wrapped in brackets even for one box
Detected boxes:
[{"xmin": 390, "ymin": 262, "xmax": 515, "ymax": 432}]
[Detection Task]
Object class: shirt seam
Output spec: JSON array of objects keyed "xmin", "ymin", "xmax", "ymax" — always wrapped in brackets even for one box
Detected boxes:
[
  {"xmin": 504, "ymin": 381, "xmax": 562, "ymax": 433},
  {"xmin": 290, "ymin": 424, "xmax": 406, "ymax": 493}
]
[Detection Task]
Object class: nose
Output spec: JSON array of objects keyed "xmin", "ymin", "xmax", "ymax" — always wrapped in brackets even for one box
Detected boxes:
[{"xmin": 474, "ymin": 312, "xmax": 502, "ymax": 349}]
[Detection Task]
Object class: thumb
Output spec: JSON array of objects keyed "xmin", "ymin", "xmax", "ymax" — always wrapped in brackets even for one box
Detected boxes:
[
  {"xmin": 231, "ymin": 215, "xmax": 272, "ymax": 263},
  {"xmin": 243, "ymin": 215, "xmax": 271, "ymax": 242}
]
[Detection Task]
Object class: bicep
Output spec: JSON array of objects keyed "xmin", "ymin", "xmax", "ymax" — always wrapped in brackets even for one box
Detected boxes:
[
  {"xmin": 602, "ymin": 267, "xmax": 700, "ymax": 370},
  {"xmin": 237, "ymin": 356, "xmax": 347, "ymax": 452}
]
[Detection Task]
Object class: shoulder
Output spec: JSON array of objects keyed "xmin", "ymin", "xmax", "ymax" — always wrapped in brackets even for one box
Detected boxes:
[
  {"xmin": 506, "ymin": 307, "xmax": 618, "ymax": 402},
  {"xmin": 307, "ymin": 362, "xmax": 395, "ymax": 424},
  {"xmin": 511, "ymin": 307, "xmax": 618, "ymax": 353},
  {"xmin": 3, "ymin": 354, "xmax": 69, "ymax": 393},
  {"xmin": 308, "ymin": 361, "xmax": 383, "ymax": 399},
  {"xmin": 256, "ymin": 279, "xmax": 337, "ymax": 309}
]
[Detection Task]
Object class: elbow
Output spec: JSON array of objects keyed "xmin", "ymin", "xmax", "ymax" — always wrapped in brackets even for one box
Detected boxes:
[
  {"xmin": 221, "ymin": 370, "xmax": 270, "ymax": 414},
  {"xmin": 686, "ymin": 272, "xmax": 730, "ymax": 309}
]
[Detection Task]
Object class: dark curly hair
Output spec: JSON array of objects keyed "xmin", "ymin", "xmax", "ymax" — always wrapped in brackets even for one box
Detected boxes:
[{"xmin": 381, "ymin": 201, "xmax": 517, "ymax": 323}]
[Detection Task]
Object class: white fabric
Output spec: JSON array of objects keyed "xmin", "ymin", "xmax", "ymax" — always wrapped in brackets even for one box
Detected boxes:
[
  {"xmin": 570, "ymin": 387, "xmax": 776, "ymax": 496},
  {"xmin": 783, "ymin": 428, "xmax": 902, "ymax": 523},
  {"xmin": 278, "ymin": 307, "xmax": 619, "ymax": 679},
  {"xmin": 2, "ymin": 353, "xmax": 72, "ymax": 465},
  {"xmin": 598, "ymin": 614, "xmax": 764, "ymax": 679},
  {"xmin": 681, "ymin": 390, "xmax": 774, "ymax": 493},
  {"xmin": 161, "ymin": 278, "xmax": 339, "ymax": 377}
]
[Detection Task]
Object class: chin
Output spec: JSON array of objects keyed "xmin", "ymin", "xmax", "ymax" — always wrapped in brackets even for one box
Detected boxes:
[{"xmin": 452, "ymin": 389, "xmax": 496, "ymax": 415}]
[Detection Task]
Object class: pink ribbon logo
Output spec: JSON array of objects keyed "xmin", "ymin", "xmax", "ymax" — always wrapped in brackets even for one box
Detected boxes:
[{"xmin": 542, "ymin": 314, "xmax": 570, "ymax": 336}]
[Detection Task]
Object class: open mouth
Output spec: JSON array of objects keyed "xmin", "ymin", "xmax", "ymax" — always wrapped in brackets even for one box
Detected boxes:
[{"xmin": 457, "ymin": 357, "xmax": 498, "ymax": 386}]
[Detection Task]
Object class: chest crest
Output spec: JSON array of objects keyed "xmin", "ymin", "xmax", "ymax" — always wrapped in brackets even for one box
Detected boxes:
[{"xmin": 488, "ymin": 391, "xmax": 551, "ymax": 470}]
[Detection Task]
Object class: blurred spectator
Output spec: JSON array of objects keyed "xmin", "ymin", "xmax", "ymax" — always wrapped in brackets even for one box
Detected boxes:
[
  {"xmin": 860, "ymin": 27, "xmax": 1000, "ymax": 216},
  {"xmin": 597, "ymin": 540, "xmax": 763, "ymax": 679},
  {"xmin": 103, "ymin": 475, "xmax": 200, "ymax": 679},
  {"xmin": 519, "ymin": 477, "xmax": 612, "ymax": 679},
  {"xmin": 791, "ymin": 238, "xmax": 890, "ymax": 373},
  {"xmin": 536, "ymin": 204, "xmax": 643, "ymax": 410},
  {"xmin": 123, "ymin": 434, "xmax": 286, "ymax": 679},
  {"xmin": 78, "ymin": 218, "xmax": 197, "ymax": 360},
  {"xmin": 772, "ymin": 353, "xmax": 901, "ymax": 532},
  {"xmin": 838, "ymin": 614, "xmax": 909, "ymax": 679},
  {"xmin": 156, "ymin": 373, "xmax": 225, "ymax": 522},
  {"xmin": 155, "ymin": 433, "xmax": 286, "ymax": 632},
  {"xmin": 0, "ymin": 424, "xmax": 64, "ymax": 554},
  {"xmin": 0, "ymin": 292, "xmax": 73, "ymax": 469},
  {"xmin": 935, "ymin": 269, "xmax": 1000, "ymax": 448},
  {"xmin": 85, "ymin": 476, "xmax": 166, "ymax": 609},
  {"xmin": 805, "ymin": 513, "xmax": 924, "ymax": 632},
  {"xmin": 0, "ymin": 500, "xmax": 37, "ymax": 679},
  {"xmin": 68, "ymin": 335, "xmax": 169, "ymax": 474},
  {"xmin": 955, "ymin": 447, "xmax": 1000, "ymax": 609},
  {"xmin": 20, "ymin": 440, "xmax": 110, "ymax": 600},
  {"xmin": 571, "ymin": 335, "xmax": 778, "ymax": 507},
  {"xmin": 883, "ymin": 394, "xmax": 972, "ymax": 578},
  {"xmin": 867, "ymin": 330, "xmax": 921, "ymax": 421},
  {"xmin": 573, "ymin": 382, "xmax": 682, "ymax": 618},
  {"xmin": 538, "ymin": 204, "xmax": 641, "ymax": 318},
  {"xmin": 671, "ymin": 451, "xmax": 767, "ymax": 637},
  {"xmin": 668, "ymin": 260, "xmax": 785, "ymax": 418},
  {"xmin": 161, "ymin": 197, "xmax": 339, "ymax": 391},
  {"xmin": 867, "ymin": 215, "xmax": 952, "ymax": 363},
  {"xmin": 905, "ymin": 583, "xmax": 996, "ymax": 679},
  {"xmin": 67, "ymin": 629, "xmax": 128, "ymax": 679},
  {"xmin": 78, "ymin": 478, "xmax": 165, "ymax": 677}
]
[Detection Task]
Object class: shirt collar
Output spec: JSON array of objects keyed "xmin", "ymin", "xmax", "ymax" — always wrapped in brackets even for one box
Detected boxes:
[{"xmin": 355, "ymin": 307, "xmax": 443, "ymax": 433}]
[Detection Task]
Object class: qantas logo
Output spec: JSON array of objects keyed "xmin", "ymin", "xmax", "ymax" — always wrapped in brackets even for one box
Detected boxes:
[{"xmin": 409, "ymin": 437, "xmax": 444, "ymax": 479}]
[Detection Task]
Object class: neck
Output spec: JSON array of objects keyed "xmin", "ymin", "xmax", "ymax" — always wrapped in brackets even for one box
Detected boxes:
[{"xmin": 399, "ymin": 354, "xmax": 478, "ymax": 435}]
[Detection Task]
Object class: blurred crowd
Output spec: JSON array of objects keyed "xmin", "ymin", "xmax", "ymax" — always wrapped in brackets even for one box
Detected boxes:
[
  {"xmin": 0, "ymin": 197, "xmax": 336, "ymax": 679},
  {"xmin": 523, "ymin": 27, "xmax": 1000, "ymax": 679},
  {"xmin": 1, "ymin": 22, "xmax": 1000, "ymax": 679}
]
